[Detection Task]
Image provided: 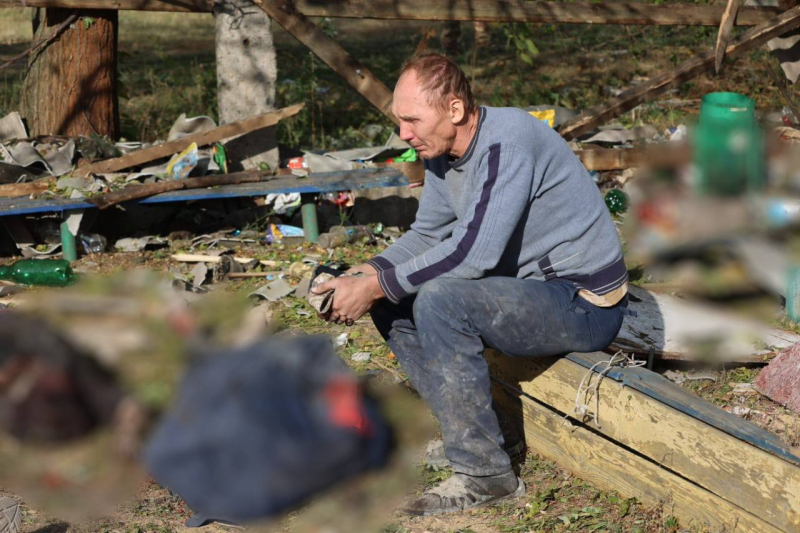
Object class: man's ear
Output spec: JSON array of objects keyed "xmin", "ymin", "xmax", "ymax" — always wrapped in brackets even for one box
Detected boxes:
[{"xmin": 448, "ymin": 98, "xmax": 465, "ymax": 125}]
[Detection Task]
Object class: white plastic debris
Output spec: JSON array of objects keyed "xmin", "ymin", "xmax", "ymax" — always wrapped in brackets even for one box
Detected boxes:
[
  {"xmin": 350, "ymin": 351, "xmax": 371, "ymax": 363},
  {"xmin": 334, "ymin": 333, "xmax": 349, "ymax": 348}
]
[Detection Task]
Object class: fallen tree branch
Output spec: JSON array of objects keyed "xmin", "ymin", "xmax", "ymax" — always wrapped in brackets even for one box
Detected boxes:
[
  {"xmin": 558, "ymin": 5, "xmax": 800, "ymax": 140},
  {"xmin": 74, "ymin": 104, "xmax": 304, "ymax": 177}
]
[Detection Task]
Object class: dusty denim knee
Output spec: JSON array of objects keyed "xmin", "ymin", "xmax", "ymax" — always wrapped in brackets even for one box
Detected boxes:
[{"xmin": 369, "ymin": 277, "xmax": 627, "ymax": 476}]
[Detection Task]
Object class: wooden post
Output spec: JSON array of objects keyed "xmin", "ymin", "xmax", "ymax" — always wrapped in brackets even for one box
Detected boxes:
[{"xmin": 21, "ymin": 9, "xmax": 119, "ymax": 138}]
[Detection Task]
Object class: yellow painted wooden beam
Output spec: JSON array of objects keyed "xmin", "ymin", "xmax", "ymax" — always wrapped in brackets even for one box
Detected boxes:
[
  {"xmin": 492, "ymin": 387, "xmax": 780, "ymax": 532},
  {"xmin": 487, "ymin": 350, "xmax": 800, "ymax": 532}
]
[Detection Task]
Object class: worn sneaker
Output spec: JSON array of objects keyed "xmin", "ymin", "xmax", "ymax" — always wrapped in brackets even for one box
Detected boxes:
[{"xmin": 404, "ymin": 472, "xmax": 525, "ymax": 516}]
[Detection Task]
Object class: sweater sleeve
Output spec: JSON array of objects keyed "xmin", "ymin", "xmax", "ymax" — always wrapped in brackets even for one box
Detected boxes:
[
  {"xmin": 365, "ymin": 164, "xmax": 457, "ymax": 273},
  {"xmin": 377, "ymin": 143, "xmax": 537, "ymax": 303}
]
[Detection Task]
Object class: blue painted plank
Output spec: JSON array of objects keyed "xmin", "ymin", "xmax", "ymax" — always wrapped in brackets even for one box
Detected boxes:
[
  {"xmin": 0, "ymin": 168, "xmax": 409, "ymax": 217},
  {"xmin": 567, "ymin": 352, "xmax": 800, "ymax": 467}
]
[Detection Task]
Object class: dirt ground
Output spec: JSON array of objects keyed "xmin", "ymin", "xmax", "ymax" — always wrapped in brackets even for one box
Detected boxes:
[{"xmin": 0, "ymin": 231, "xmax": 797, "ymax": 533}]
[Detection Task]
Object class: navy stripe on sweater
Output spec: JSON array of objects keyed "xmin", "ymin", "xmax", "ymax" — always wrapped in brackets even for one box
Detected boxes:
[
  {"xmin": 366, "ymin": 256, "xmax": 393, "ymax": 272},
  {"xmin": 406, "ymin": 143, "xmax": 502, "ymax": 287}
]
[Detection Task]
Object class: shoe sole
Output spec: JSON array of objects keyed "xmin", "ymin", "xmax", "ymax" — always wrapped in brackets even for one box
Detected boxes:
[{"xmin": 404, "ymin": 477, "xmax": 526, "ymax": 517}]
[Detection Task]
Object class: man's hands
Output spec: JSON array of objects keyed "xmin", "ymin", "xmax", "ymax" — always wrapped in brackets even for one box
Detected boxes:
[{"xmin": 311, "ymin": 266, "xmax": 384, "ymax": 326}]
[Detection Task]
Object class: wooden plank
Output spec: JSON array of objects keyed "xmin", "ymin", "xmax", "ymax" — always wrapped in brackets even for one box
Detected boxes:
[
  {"xmin": 491, "ymin": 383, "xmax": 780, "ymax": 532},
  {"xmin": 558, "ymin": 5, "xmax": 800, "ymax": 140},
  {"xmin": 715, "ymin": 0, "xmax": 742, "ymax": 73},
  {"xmin": 0, "ymin": 180, "xmax": 50, "ymax": 198},
  {"xmin": 487, "ymin": 351, "xmax": 800, "ymax": 531},
  {"xmin": 0, "ymin": 0, "xmax": 784, "ymax": 27},
  {"xmin": 573, "ymin": 143, "xmax": 691, "ymax": 170},
  {"xmin": 88, "ymin": 170, "xmax": 268, "ymax": 209},
  {"xmin": 614, "ymin": 285, "xmax": 800, "ymax": 362},
  {"xmin": 252, "ymin": 0, "xmax": 398, "ymax": 126},
  {"xmin": 296, "ymin": 0, "xmax": 782, "ymax": 26},
  {"xmin": 566, "ymin": 352, "xmax": 800, "ymax": 465},
  {"xmin": 0, "ymin": 168, "xmax": 407, "ymax": 217},
  {"xmin": 74, "ymin": 104, "xmax": 303, "ymax": 177},
  {"xmin": 12, "ymin": 0, "xmax": 213, "ymax": 11}
]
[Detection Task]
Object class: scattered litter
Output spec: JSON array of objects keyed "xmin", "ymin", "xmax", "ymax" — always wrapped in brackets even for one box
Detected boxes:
[
  {"xmin": 582, "ymin": 125, "xmax": 659, "ymax": 145},
  {"xmin": 79, "ymin": 233, "xmax": 107, "ymax": 255},
  {"xmin": 0, "ymin": 111, "xmax": 27, "ymax": 141},
  {"xmin": 266, "ymin": 224, "xmax": 304, "ymax": 244},
  {"xmin": 115, "ymin": 236, "xmax": 167, "ymax": 252},
  {"xmin": 294, "ymin": 275, "xmax": 312, "ymax": 300},
  {"xmin": 350, "ymin": 351, "xmax": 371, "ymax": 363},
  {"xmin": 212, "ymin": 143, "xmax": 228, "ymax": 175},
  {"xmin": 166, "ymin": 142, "xmax": 199, "ymax": 180},
  {"xmin": 167, "ymin": 114, "xmax": 217, "ymax": 142},
  {"xmin": 731, "ymin": 406, "xmax": 752, "ymax": 417},
  {"xmin": 265, "ymin": 193, "xmax": 301, "ymax": 215},
  {"xmin": 289, "ymin": 261, "xmax": 313, "ymax": 278},
  {"xmin": 248, "ymin": 279, "xmax": 295, "ymax": 301},
  {"xmin": 296, "ymin": 309, "xmax": 311, "ymax": 317},
  {"xmin": 190, "ymin": 263, "xmax": 209, "ymax": 288},
  {"xmin": 334, "ymin": 333, "xmax": 348, "ymax": 348},
  {"xmin": 0, "ymin": 283, "xmax": 24, "ymax": 297},
  {"xmin": 670, "ymin": 125, "xmax": 688, "ymax": 142},
  {"xmin": 732, "ymin": 383, "xmax": 757, "ymax": 395}
]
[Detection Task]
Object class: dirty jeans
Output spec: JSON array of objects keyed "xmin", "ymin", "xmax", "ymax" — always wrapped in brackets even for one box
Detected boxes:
[{"xmin": 369, "ymin": 277, "xmax": 627, "ymax": 476}]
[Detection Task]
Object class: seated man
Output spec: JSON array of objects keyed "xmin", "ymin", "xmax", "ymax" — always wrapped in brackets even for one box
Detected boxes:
[{"xmin": 312, "ymin": 53, "xmax": 630, "ymax": 516}]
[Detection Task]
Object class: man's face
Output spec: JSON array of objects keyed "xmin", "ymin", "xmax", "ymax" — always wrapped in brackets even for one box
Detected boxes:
[{"xmin": 392, "ymin": 71, "xmax": 458, "ymax": 160}]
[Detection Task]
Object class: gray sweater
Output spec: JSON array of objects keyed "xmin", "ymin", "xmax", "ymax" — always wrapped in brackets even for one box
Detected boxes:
[{"xmin": 367, "ymin": 106, "xmax": 627, "ymax": 304}]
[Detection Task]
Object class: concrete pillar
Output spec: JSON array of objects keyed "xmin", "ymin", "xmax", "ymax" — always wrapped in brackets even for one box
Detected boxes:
[{"xmin": 214, "ymin": 0, "xmax": 279, "ymax": 171}]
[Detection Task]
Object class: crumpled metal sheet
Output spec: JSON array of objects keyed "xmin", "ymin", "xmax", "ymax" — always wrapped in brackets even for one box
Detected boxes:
[
  {"xmin": 167, "ymin": 114, "xmax": 217, "ymax": 142},
  {"xmin": 0, "ymin": 139, "xmax": 75, "ymax": 177},
  {"xmin": 0, "ymin": 112, "xmax": 27, "ymax": 141},
  {"xmin": 249, "ymin": 279, "xmax": 295, "ymax": 301}
]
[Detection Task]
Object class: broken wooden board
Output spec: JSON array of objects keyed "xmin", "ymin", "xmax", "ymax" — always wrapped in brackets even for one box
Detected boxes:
[
  {"xmin": 573, "ymin": 142, "xmax": 690, "ymax": 170},
  {"xmin": 715, "ymin": 0, "xmax": 742, "ymax": 73},
  {"xmin": 0, "ymin": 180, "xmax": 51, "ymax": 198},
  {"xmin": 74, "ymin": 104, "xmax": 303, "ymax": 177},
  {"xmin": 612, "ymin": 285, "xmax": 800, "ymax": 361},
  {"xmin": 253, "ymin": 0, "xmax": 398, "ymax": 126},
  {"xmin": 487, "ymin": 350, "xmax": 800, "ymax": 531},
  {"xmin": 558, "ymin": 4, "xmax": 800, "ymax": 139},
  {"xmin": 0, "ymin": 0, "xmax": 783, "ymax": 26},
  {"xmin": 755, "ymin": 342, "xmax": 800, "ymax": 414}
]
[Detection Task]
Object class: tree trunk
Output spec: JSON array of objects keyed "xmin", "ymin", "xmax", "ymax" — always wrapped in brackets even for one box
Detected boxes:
[{"xmin": 21, "ymin": 9, "xmax": 119, "ymax": 139}]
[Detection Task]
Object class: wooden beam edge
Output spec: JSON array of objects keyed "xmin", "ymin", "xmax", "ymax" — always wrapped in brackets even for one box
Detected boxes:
[
  {"xmin": 492, "ymin": 385, "xmax": 782, "ymax": 532},
  {"xmin": 486, "ymin": 351, "xmax": 800, "ymax": 531}
]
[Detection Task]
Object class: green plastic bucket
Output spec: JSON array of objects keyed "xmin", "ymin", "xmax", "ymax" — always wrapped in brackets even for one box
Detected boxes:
[{"xmin": 693, "ymin": 92, "xmax": 764, "ymax": 196}]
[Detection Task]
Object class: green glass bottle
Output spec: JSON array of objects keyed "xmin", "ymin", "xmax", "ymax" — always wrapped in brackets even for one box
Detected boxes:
[
  {"xmin": 604, "ymin": 189, "xmax": 629, "ymax": 214},
  {"xmin": 0, "ymin": 259, "xmax": 76, "ymax": 287}
]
